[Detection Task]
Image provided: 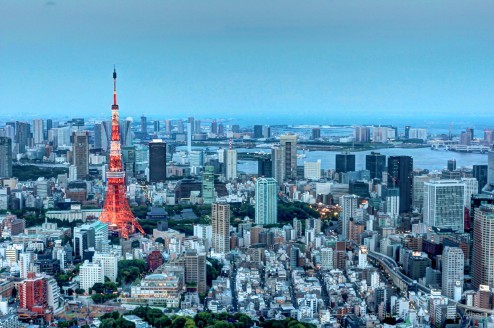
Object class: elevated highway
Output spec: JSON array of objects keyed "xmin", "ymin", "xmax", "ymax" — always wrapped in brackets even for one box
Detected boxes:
[{"xmin": 368, "ymin": 251, "xmax": 494, "ymax": 315}]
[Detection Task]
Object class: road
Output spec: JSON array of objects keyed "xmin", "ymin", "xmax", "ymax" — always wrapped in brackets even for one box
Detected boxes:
[{"xmin": 368, "ymin": 250, "xmax": 494, "ymax": 317}]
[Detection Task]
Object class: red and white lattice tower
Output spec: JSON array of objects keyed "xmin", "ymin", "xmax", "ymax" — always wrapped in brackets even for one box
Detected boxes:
[{"xmin": 99, "ymin": 67, "xmax": 145, "ymax": 239}]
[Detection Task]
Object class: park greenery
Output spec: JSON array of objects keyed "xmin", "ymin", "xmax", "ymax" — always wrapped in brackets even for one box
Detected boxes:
[
  {"xmin": 117, "ymin": 259, "xmax": 147, "ymax": 284},
  {"xmin": 127, "ymin": 307, "xmax": 316, "ymax": 328},
  {"xmin": 100, "ymin": 311, "xmax": 135, "ymax": 328},
  {"xmin": 12, "ymin": 164, "xmax": 68, "ymax": 181},
  {"xmin": 90, "ymin": 281, "xmax": 119, "ymax": 304}
]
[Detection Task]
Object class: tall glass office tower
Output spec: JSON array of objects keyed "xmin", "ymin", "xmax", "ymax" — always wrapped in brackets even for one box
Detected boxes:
[{"xmin": 255, "ymin": 177, "xmax": 278, "ymax": 225}]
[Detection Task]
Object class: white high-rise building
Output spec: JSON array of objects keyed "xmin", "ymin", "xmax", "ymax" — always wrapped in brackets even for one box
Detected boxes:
[
  {"xmin": 408, "ymin": 128, "xmax": 427, "ymax": 141},
  {"xmin": 68, "ymin": 165, "xmax": 77, "ymax": 182},
  {"xmin": 19, "ymin": 252, "xmax": 34, "ymax": 279},
  {"xmin": 386, "ymin": 188, "xmax": 400, "ymax": 222},
  {"xmin": 304, "ymin": 160, "xmax": 321, "ymax": 180},
  {"xmin": 255, "ymin": 177, "xmax": 278, "ymax": 225},
  {"xmin": 372, "ymin": 127, "xmax": 395, "ymax": 143},
  {"xmin": 358, "ymin": 245, "xmax": 369, "ymax": 269},
  {"xmin": 320, "ymin": 247, "xmax": 333, "ymax": 270},
  {"xmin": 370, "ymin": 270, "xmax": 380, "ymax": 288},
  {"xmin": 339, "ymin": 194, "xmax": 358, "ymax": 239},
  {"xmin": 225, "ymin": 149, "xmax": 237, "ymax": 180},
  {"xmin": 93, "ymin": 252, "xmax": 118, "ymax": 282},
  {"xmin": 52, "ymin": 240, "xmax": 66, "ymax": 272},
  {"xmin": 442, "ymin": 246, "xmax": 464, "ymax": 300},
  {"xmin": 461, "ymin": 177, "xmax": 478, "ymax": 209},
  {"xmin": 33, "ymin": 119, "xmax": 44, "ymax": 144},
  {"xmin": 194, "ymin": 224, "xmax": 213, "ymax": 246},
  {"xmin": 47, "ymin": 276, "xmax": 62, "ymax": 312},
  {"xmin": 413, "ymin": 175, "xmax": 432, "ymax": 212},
  {"xmin": 423, "ymin": 180, "xmax": 465, "ymax": 232},
  {"xmin": 80, "ymin": 260, "xmax": 104, "ymax": 292}
]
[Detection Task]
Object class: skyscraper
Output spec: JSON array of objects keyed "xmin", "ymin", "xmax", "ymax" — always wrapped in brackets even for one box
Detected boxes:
[
  {"xmin": 15, "ymin": 121, "xmax": 30, "ymax": 153},
  {"xmin": 0, "ymin": 137, "xmax": 12, "ymax": 178},
  {"xmin": 366, "ymin": 152, "xmax": 386, "ymax": 180},
  {"xmin": 335, "ymin": 152, "xmax": 356, "ymax": 174},
  {"xmin": 72, "ymin": 131, "xmax": 89, "ymax": 180},
  {"xmin": 212, "ymin": 202, "xmax": 230, "ymax": 253},
  {"xmin": 442, "ymin": 246, "xmax": 464, "ymax": 300},
  {"xmin": 255, "ymin": 177, "xmax": 278, "ymax": 225},
  {"xmin": 311, "ymin": 128, "xmax": 321, "ymax": 140},
  {"xmin": 194, "ymin": 120, "xmax": 201, "ymax": 133},
  {"xmin": 423, "ymin": 180, "xmax": 465, "ymax": 232},
  {"xmin": 271, "ymin": 146, "xmax": 283, "ymax": 183},
  {"xmin": 153, "ymin": 120, "xmax": 160, "ymax": 133},
  {"xmin": 177, "ymin": 120, "xmax": 184, "ymax": 133},
  {"xmin": 148, "ymin": 139, "xmax": 167, "ymax": 183},
  {"xmin": 202, "ymin": 166, "xmax": 215, "ymax": 204},
  {"xmin": 188, "ymin": 117, "xmax": 195, "ymax": 134},
  {"xmin": 386, "ymin": 188, "xmax": 400, "ymax": 221},
  {"xmin": 339, "ymin": 194, "xmax": 358, "ymax": 239},
  {"xmin": 225, "ymin": 148, "xmax": 237, "ymax": 180},
  {"xmin": 165, "ymin": 120, "xmax": 172, "ymax": 134},
  {"xmin": 280, "ymin": 134, "xmax": 297, "ymax": 180},
  {"xmin": 19, "ymin": 272, "xmax": 49, "ymax": 312},
  {"xmin": 140, "ymin": 115, "xmax": 147, "ymax": 134},
  {"xmin": 94, "ymin": 123, "xmax": 104, "ymax": 150},
  {"xmin": 387, "ymin": 156, "xmax": 413, "ymax": 213},
  {"xmin": 185, "ymin": 250, "xmax": 207, "ymax": 294},
  {"xmin": 304, "ymin": 160, "xmax": 321, "ymax": 180},
  {"xmin": 33, "ymin": 119, "xmax": 44, "ymax": 144},
  {"xmin": 253, "ymin": 125, "xmax": 263, "ymax": 138},
  {"xmin": 354, "ymin": 126, "xmax": 371, "ymax": 142},
  {"xmin": 211, "ymin": 120, "xmax": 218, "ymax": 134},
  {"xmin": 46, "ymin": 119, "xmax": 53, "ymax": 136},
  {"xmin": 119, "ymin": 118, "xmax": 133, "ymax": 146},
  {"xmin": 413, "ymin": 175, "xmax": 432, "ymax": 212},
  {"xmin": 257, "ymin": 156, "xmax": 272, "ymax": 178},
  {"xmin": 447, "ymin": 159, "xmax": 457, "ymax": 171},
  {"xmin": 473, "ymin": 165, "xmax": 488, "ymax": 193},
  {"xmin": 473, "ymin": 205, "xmax": 494, "ymax": 289}
]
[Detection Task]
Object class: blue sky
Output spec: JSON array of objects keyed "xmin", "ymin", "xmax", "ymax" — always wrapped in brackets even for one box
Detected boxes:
[{"xmin": 0, "ymin": 0, "xmax": 493, "ymax": 124}]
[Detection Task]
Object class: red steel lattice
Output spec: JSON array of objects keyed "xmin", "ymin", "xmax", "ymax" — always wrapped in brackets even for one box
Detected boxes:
[{"xmin": 99, "ymin": 68, "xmax": 145, "ymax": 239}]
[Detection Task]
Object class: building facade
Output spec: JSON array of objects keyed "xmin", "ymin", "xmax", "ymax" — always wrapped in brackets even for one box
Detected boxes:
[{"xmin": 255, "ymin": 178, "xmax": 278, "ymax": 225}]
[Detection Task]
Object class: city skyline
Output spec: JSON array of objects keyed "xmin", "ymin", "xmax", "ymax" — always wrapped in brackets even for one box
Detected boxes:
[{"xmin": 1, "ymin": 0, "xmax": 493, "ymax": 122}]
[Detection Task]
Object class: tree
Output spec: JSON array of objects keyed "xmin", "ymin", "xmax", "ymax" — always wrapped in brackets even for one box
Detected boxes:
[
  {"xmin": 154, "ymin": 316, "xmax": 172, "ymax": 328},
  {"xmin": 100, "ymin": 318, "xmax": 116, "ymax": 328},
  {"xmin": 116, "ymin": 317, "xmax": 136, "ymax": 328},
  {"xmin": 75, "ymin": 288, "xmax": 85, "ymax": 295},
  {"xmin": 146, "ymin": 308, "xmax": 164, "ymax": 325},
  {"xmin": 91, "ymin": 293, "xmax": 106, "ymax": 304},
  {"xmin": 172, "ymin": 317, "xmax": 187, "ymax": 328},
  {"xmin": 92, "ymin": 282, "xmax": 106, "ymax": 294},
  {"xmin": 131, "ymin": 306, "xmax": 149, "ymax": 319},
  {"xmin": 184, "ymin": 319, "xmax": 195, "ymax": 328},
  {"xmin": 195, "ymin": 312, "xmax": 213, "ymax": 327}
]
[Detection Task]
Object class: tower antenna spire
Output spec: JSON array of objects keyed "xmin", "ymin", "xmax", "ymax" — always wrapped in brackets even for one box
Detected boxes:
[{"xmin": 113, "ymin": 65, "xmax": 117, "ymax": 105}]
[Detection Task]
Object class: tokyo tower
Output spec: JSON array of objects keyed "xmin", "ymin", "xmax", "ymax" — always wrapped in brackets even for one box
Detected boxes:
[{"xmin": 99, "ymin": 67, "xmax": 145, "ymax": 239}]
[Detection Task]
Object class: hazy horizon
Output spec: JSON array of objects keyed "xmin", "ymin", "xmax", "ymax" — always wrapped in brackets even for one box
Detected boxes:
[{"xmin": 1, "ymin": 0, "xmax": 493, "ymax": 120}]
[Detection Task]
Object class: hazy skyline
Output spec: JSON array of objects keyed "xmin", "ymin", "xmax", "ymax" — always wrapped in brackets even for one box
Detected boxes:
[{"xmin": 1, "ymin": 0, "xmax": 493, "ymax": 123}]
